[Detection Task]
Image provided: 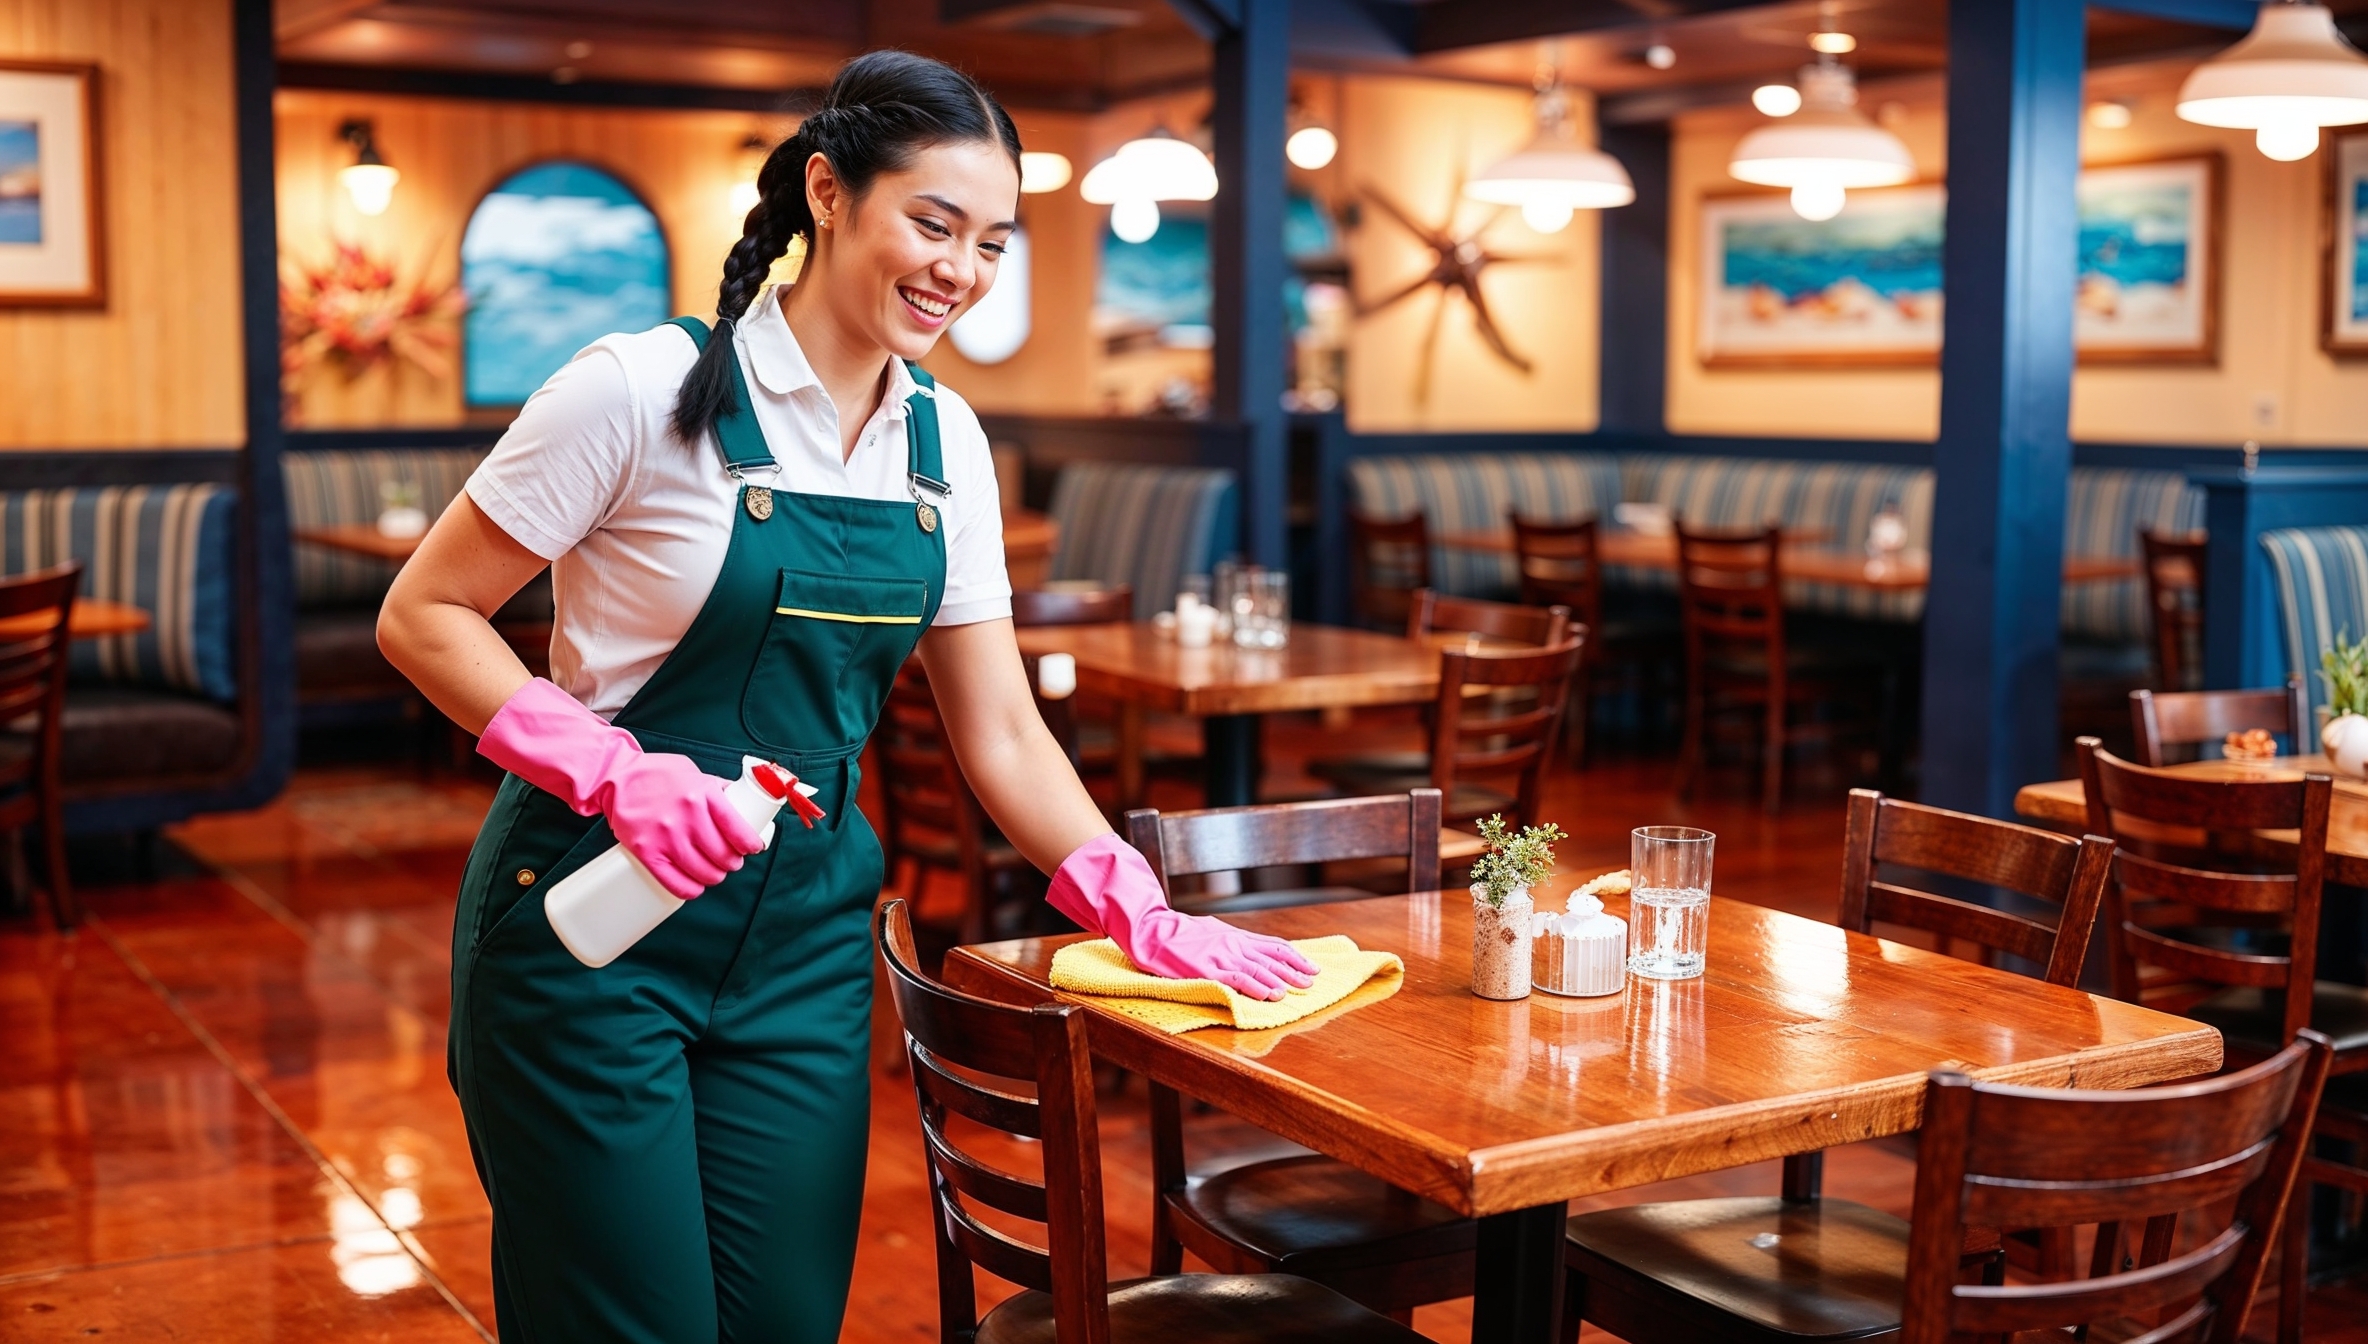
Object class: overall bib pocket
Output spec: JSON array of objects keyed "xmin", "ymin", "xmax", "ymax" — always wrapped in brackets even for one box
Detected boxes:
[{"xmin": 745, "ymin": 568, "xmax": 928, "ymax": 751}]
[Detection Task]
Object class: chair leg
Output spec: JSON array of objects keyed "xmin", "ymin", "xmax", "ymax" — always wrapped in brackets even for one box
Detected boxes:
[
  {"xmin": 1761, "ymin": 696, "xmax": 1784, "ymax": 814},
  {"xmin": 2280, "ymin": 1172, "xmax": 2310, "ymax": 1344},
  {"xmin": 1676, "ymin": 682, "xmax": 1704, "ymax": 799},
  {"xmin": 1558, "ymin": 1265, "xmax": 1585, "ymax": 1344},
  {"xmin": 40, "ymin": 788, "xmax": 76, "ymax": 929},
  {"xmin": 1147, "ymin": 1082, "xmax": 1186, "ymax": 1277},
  {"xmin": 1566, "ymin": 664, "xmax": 1591, "ymax": 768}
]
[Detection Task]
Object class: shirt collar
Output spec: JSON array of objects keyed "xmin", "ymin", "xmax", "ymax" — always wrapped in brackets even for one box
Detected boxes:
[{"xmin": 740, "ymin": 284, "xmax": 916, "ymax": 421}]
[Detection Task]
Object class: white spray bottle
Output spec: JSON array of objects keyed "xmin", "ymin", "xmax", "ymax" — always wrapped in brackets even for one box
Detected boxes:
[{"xmin": 545, "ymin": 754, "xmax": 819, "ymax": 968}]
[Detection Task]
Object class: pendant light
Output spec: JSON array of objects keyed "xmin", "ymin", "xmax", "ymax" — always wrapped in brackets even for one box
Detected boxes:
[
  {"xmin": 1464, "ymin": 59, "xmax": 1634, "ymax": 234},
  {"xmin": 2177, "ymin": 0, "xmax": 2368, "ymax": 162},
  {"xmin": 1728, "ymin": 55, "xmax": 1911, "ymax": 221},
  {"xmin": 1080, "ymin": 129, "xmax": 1216, "ymax": 244},
  {"xmin": 337, "ymin": 119, "xmax": 400, "ymax": 217}
]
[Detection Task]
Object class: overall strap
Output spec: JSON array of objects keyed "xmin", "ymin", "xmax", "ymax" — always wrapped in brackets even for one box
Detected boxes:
[
  {"xmin": 903, "ymin": 361, "xmax": 947, "ymax": 497},
  {"xmin": 669, "ymin": 316, "xmax": 776, "ymax": 477}
]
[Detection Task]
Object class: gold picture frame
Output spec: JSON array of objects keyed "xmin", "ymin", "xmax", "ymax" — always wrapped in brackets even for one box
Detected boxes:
[
  {"xmin": 0, "ymin": 59, "xmax": 105, "ymax": 308},
  {"xmin": 2323, "ymin": 127, "xmax": 2368, "ymax": 357}
]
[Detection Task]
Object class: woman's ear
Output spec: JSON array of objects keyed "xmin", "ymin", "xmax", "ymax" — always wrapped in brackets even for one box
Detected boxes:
[{"xmin": 804, "ymin": 151, "xmax": 843, "ymax": 233}]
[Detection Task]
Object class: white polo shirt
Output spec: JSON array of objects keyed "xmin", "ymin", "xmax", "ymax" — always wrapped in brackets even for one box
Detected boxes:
[{"xmin": 466, "ymin": 285, "xmax": 1010, "ymax": 718}]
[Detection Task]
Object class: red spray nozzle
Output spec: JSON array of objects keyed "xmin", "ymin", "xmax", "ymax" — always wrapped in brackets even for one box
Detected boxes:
[{"xmin": 754, "ymin": 761, "xmax": 827, "ymax": 828}]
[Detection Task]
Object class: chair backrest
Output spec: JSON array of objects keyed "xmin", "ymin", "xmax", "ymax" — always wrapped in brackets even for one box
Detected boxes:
[
  {"xmin": 1899, "ymin": 1031, "xmax": 2331, "ymax": 1344},
  {"xmin": 1509, "ymin": 513, "xmax": 1603, "ymax": 638},
  {"xmin": 1124, "ymin": 790, "xmax": 1443, "ymax": 895},
  {"xmin": 877, "ymin": 901, "xmax": 1115, "ymax": 1344},
  {"xmin": 1430, "ymin": 638, "xmax": 1585, "ymax": 827},
  {"xmin": 0, "ymin": 564, "xmax": 83, "ymax": 788},
  {"xmin": 1675, "ymin": 521, "xmax": 1785, "ymax": 656},
  {"xmin": 2129, "ymin": 681, "xmax": 2309, "ymax": 768},
  {"xmin": 1406, "ymin": 588, "xmax": 1571, "ymax": 648},
  {"xmin": 2139, "ymin": 526, "xmax": 2208, "ymax": 693},
  {"xmin": 877, "ymin": 665, "xmax": 998, "ymax": 940},
  {"xmin": 1011, "ymin": 585, "xmax": 1132, "ymax": 628},
  {"xmin": 1349, "ymin": 508, "xmax": 1431, "ymax": 631},
  {"xmin": 1838, "ymin": 788, "xmax": 2115, "ymax": 988},
  {"xmin": 2077, "ymin": 737, "xmax": 2333, "ymax": 1043}
]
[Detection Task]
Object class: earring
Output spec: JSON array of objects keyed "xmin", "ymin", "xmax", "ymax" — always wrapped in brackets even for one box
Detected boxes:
[{"xmin": 818, "ymin": 214, "xmax": 831, "ymax": 229}]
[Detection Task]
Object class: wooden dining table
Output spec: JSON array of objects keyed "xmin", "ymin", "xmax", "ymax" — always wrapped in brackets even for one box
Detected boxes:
[
  {"xmin": 2015, "ymin": 752, "xmax": 2368, "ymax": 886},
  {"xmin": 0, "ymin": 599, "xmax": 152, "ymax": 641},
  {"xmin": 1438, "ymin": 527, "xmax": 2141, "ymax": 591},
  {"xmin": 945, "ymin": 889, "xmax": 2220, "ymax": 1344}
]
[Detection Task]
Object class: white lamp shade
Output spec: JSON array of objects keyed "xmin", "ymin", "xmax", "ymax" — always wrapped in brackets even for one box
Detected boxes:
[
  {"xmin": 948, "ymin": 227, "xmax": 1031, "ymax": 364},
  {"xmin": 340, "ymin": 162, "xmax": 400, "ymax": 216},
  {"xmin": 1466, "ymin": 135, "xmax": 1636, "ymax": 210},
  {"xmin": 2178, "ymin": 2, "xmax": 2368, "ymax": 129},
  {"xmin": 1730, "ymin": 115, "xmax": 1914, "ymax": 188},
  {"xmin": 1019, "ymin": 151, "xmax": 1072, "ymax": 194},
  {"xmin": 1080, "ymin": 134, "xmax": 1218, "ymax": 204}
]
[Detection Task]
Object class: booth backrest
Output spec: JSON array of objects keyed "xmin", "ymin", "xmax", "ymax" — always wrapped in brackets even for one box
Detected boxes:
[
  {"xmin": 2261, "ymin": 524, "xmax": 2368, "ymax": 723},
  {"xmin": 284, "ymin": 449, "xmax": 484, "ymax": 607},
  {"xmin": 1345, "ymin": 452, "xmax": 1624, "ymax": 598},
  {"xmin": 2059, "ymin": 467, "xmax": 2208, "ymax": 644},
  {"xmin": 0, "ymin": 485, "xmax": 239, "ymax": 702},
  {"xmin": 1048, "ymin": 463, "xmax": 1238, "ymax": 619}
]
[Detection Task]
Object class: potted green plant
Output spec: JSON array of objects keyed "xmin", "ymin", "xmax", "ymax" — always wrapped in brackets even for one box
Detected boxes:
[
  {"xmin": 2320, "ymin": 631, "xmax": 2368, "ymax": 778},
  {"xmin": 1468, "ymin": 815, "xmax": 1567, "ymax": 1000}
]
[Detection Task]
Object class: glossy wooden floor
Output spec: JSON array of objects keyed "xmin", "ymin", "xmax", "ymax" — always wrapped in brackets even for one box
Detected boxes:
[{"xmin": 3, "ymin": 712, "xmax": 2360, "ymax": 1341}]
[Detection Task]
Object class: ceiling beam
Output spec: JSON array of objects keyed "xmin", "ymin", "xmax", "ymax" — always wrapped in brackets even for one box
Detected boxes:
[
  {"xmin": 1412, "ymin": 0, "xmax": 1779, "ymax": 55},
  {"xmin": 1163, "ymin": 0, "xmax": 1246, "ymax": 41},
  {"xmin": 2087, "ymin": 0, "xmax": 2259, "ymax": 29},
  {"xmin": 275, "ymin": 0, "xmax": 381, "ymax": 41}
]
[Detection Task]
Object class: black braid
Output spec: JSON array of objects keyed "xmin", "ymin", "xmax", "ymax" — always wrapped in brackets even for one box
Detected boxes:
[{"xmin": 669, "ymin": 52, "xmax": 1023, "ymax": 447}]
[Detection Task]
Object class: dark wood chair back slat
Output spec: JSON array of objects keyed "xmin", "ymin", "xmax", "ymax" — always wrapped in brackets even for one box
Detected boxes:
[
  {"xmin": 0, "ymin": 564, "xmax": 82, "ymax": 927},
  {"xmin": 1431, "ymin": 639, "xmax": 1584, "ymax": 828},
  {"xmin": 877, "ymin": 901, "xmax": 1115, "ymax": 1344},
  {"xmin": 1509, "ymin": 513, "xmax": 1603, "ymax": 641},
  {"xmin": 1898, "ymin": 1032, "xmax": 2331, "ymax": 1344},
  {"xmin": 1675, "ymin": 522, "xmax": 1784, "ymax": 647},
  {"xmin": 1011, "ymin": 585, "xmax": 1133, "ymax": 627},
  {"xmin": 1406, "ymin": 588, "xmax": 1572, "ymax": 649},
  {"xmin": 2140, "ymin": 526, "xmax": 2208, "ymax": 694},
  {"xmin": 1124, "ymin": 791, "xmax": 1443, "ymax": 896},
  {"xmin": 1838, "ymin": 789, "xmax": 2115, "ymax": 987},
  {"xmin": 2077, "ymin": 738, "xmax": 2333, "ymax": 1042},
  {"xmin": 2130, "ymin": 680, "xmax": 2308, "ymax": 768},
  {"xmin": 1349, "ymin": 508, "xmax": 1431, "ymax": 631}
]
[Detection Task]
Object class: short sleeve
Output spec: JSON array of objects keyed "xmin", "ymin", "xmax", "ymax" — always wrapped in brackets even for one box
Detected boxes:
[
  {"xmin": 926, "ymin": 383, "xmax": 1013, "ymax": 627},
  {"xmin": 465, "ymin": 341, "xmax": 649, "ymax": 561}
]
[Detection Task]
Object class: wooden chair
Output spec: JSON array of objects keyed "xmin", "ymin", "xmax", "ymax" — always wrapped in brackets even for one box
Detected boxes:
[
  {"xmin": 874, "ymin": 900, "xmax": 1426, "ymax": 1344},
  {"xmin": 2292, "ymin": 1074, "xmax": 2368, "ymax": 1344},
  {"xmin": 2078, "ymin": 738, "xmax": 2360, "ymax": 1344},
  {"xmin": 1347, "ymin": 508, "xmax": 1431, "ymax": 632},
  {"xmin": 2129, "ymin": 679, "xmax": 2310, "ymax": 767},
  {"xmin": 877, "ymin": 664, "xmax": 1038, "ymax": 951},
  {"xmin": 1561, "ymin": 791, "xmax": 2119, "ymax": 1344},
  {"xmin": 1116, "ymin": 794, "xmax": 1472, "ymax": 1320},
  {"xmin": 0, "ymin": 564, "xmax": 81, "ymax": 928},
  {"xmin": 1406, "ymin": 588, "xmax": 1571, "ymax": 649},
  {"xmin": 1011, "ymin": 584, "xmax": 1133, "ymax": 776},
  {"xmin": 1674, "ymin": 521, "xmax": 1889, "ymax": 813},
  {"xmin": 2141, "ymin": 525, "xmax": 2208, "ymax": 693},
  {"xmin": 1011, "ymin": 585, "xmax": 1133, "ymax": 628},
  {"xmin": 1510, "ymin": 514, "xmax": 1607, "ymax": 760}
]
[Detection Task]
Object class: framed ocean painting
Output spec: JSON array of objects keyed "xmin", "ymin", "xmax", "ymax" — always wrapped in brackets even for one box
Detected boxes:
[
  {"xmin": 0, "ymin": 61, "xmax": 103, "ymax": 308},
  {"xmin": 1696, "ymin": 185, "xmax": 1944, "ymax": 367},
  {"xmin": 2324, "ymin": 130, "xmax": 2368, "ymax": 356},
  {"xmin": 2075, "ymin": 154, "xmax": 2219, "ymax": 364}
]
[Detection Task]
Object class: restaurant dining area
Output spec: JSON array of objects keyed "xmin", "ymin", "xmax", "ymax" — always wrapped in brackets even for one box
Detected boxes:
[{"xmin": 18, "ymin": 0, "xmax": 2368, "ymax": 1340}]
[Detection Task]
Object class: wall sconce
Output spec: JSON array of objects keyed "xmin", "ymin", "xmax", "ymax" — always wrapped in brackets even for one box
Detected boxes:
[
  {"xmin": 1019, "ymin": 151, "xmax": 1072, "ymax": 193},
  {"xmin": 729, "ymin": 133, "xmax": 767, "ymax": 216},
  {"xmin": 338, "ymin": 119, "xmax": 399, "ymax": 216}
]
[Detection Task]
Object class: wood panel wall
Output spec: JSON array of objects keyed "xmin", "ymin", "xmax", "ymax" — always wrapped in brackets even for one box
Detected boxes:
[{"xmin": 0, "ymin": 0, "xmax": 244, "ymax": 449}]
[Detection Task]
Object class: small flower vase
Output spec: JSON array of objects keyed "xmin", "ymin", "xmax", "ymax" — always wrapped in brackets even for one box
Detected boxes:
[
  {"xmin": 2323, "ymin": 711, "xmax": 2368, "ymax": 779},
  {"xmin": 1470, "ymin": 884, "xmax": 1535, "ymax": 1001}
]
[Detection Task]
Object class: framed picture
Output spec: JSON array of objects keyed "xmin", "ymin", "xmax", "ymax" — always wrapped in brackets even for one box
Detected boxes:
[
  {"xmin": 1696, "ymin": 184, "xmax": 1944, "ymax": 367},
  {"xmin": 0, "ymin": 60, "xmax": 103, "ymax": 308},
  {"xmin": 2324, "ymin": 129, "xmax": 2368, "ymax": 356},
  {"xmin": 2075, "ymin": 154, "xmax": 2220, "ymax": 365}
]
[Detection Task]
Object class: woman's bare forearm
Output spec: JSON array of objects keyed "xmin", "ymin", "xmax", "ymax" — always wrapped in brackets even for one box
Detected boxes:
[
  {"xmin": 378, "ymin": 495, "xmax": 550, "ymax": 734},
  {"xmin": 919, "ymin": 619, "xmax": 1112, "ymax": 873}
]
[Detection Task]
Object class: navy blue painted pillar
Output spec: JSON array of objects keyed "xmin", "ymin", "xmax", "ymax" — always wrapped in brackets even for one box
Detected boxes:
[
  {"xmin": 1208, "ymin": 0, "xmax": 1292, "ymax": 567},
  {"xmin": 1922, "ymin": 0, "xmax": 2086, "ymax": 818},
  {"xmin": 1596, "ymin": 122, "xmax": 1669, "ymax": 439}
]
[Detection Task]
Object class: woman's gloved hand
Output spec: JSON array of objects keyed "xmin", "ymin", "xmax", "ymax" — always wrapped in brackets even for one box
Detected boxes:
[
  {"xmin": 1046, "ymin": 833, "xmax": 1320, "ymax": 1001},
  {"xmin": 477, "ymin": 678, "xmax": 767, "ymax": 900}
]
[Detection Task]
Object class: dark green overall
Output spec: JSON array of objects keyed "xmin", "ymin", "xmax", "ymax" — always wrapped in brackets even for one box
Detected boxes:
[{"xmin": 450, "ymin": 317, "xmax": 945, "ymax": 1343}]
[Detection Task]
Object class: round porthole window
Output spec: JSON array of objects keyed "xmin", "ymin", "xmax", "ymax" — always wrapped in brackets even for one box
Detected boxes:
[{"xmin": 949, "ymin": 226, "xmax": 1031, "ymax": 365}]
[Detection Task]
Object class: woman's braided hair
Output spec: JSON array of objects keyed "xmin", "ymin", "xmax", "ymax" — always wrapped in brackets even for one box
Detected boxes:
[{"xmin": 670, "ymin": 50, "xmax": 1021, "ymax": 445}]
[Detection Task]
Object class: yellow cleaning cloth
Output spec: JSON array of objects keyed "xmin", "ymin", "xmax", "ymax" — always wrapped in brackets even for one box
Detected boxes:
[{"xmin": 1048, "ymin": 935, "xmax": 1403, "ymax": 1034}]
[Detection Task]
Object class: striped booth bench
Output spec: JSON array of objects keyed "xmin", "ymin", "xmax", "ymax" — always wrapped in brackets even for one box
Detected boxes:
[
  {"xmin": 2261, "ymin": 524, "xmax": 2368, "ymax": 725},
  {"xmin": 0, "ymin": 485, "xmax": 243, "ymax": 798},
  {"xmin": 1046, "ymin": 462, "xmax": 1239, "ymax": 619}
]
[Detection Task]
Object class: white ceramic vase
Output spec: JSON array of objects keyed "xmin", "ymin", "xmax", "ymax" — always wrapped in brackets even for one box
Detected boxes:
[
  {"xmin": 2323, "ymin": 711, "xmax": 2368, "ymax": 778},
  {"xmin": 1470, "ymin": 885, "xmax": 1534, "ymax": 1001}
]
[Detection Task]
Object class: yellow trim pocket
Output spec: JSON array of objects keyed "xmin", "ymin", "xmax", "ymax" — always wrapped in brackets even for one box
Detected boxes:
[{"xmin": 773, "ymin": 606, "xmax": 922, "ymax": 625}]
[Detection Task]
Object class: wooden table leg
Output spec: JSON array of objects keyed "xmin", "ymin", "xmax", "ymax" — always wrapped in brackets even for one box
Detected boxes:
[
  {"xmin": 1472, "ymin": 1202, "xmax": 1567, "ymax": 1344},
  {"xmin": 1202, "ymin": 713, "xmax": 1262, "ymax": 808},
  {"xmin": 1118, "ymin": 702, "xmax": 1147, "ymax": 812}
]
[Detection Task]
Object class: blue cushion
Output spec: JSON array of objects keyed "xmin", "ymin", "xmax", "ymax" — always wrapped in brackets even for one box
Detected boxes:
[
  {"xmin": 1048, "ymin": 463, "xmax": 1238, "ymax": 619},
  {"xmin": 2060, "ymin": 468, "xmax": 2205, "ymax": 642},
  {"xmin": 0, "ymin": 485, "xmax": 239, "ymax": 702},
  {"xmin": 284, "ymin": 449, "xmax": 485, "ymax": 607},
  {"xmin": 1345, "ymin": 452, "xmax": 1624, "ymax": 598},
  {"xmin": 2261, "ymin": 525, "xmax": 2368, "ymax": 723}
]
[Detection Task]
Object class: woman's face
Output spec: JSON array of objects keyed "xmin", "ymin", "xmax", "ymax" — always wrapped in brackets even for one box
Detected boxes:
[{"xmin": 810, "ymin": 140, "xmax": 1020, "ymax": 363}]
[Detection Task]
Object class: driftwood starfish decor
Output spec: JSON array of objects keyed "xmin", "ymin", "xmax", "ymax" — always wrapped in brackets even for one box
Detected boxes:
[{"xmin": 1354, "ymin": 182, "xmax": 1557, "ymax": 406}]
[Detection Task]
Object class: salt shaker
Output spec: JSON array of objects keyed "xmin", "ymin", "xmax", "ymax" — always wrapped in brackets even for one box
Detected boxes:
[{"xmin": 1532, "ymin": 885, "xmax": 1627, "ymax": 997}]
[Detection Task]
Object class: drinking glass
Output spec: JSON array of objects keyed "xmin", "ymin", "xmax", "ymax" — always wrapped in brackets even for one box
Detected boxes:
[
  {"xmin": 1627, "ymin": 826, "xmax": 1713, "ymax": 980},
  {"xmin": 1233, "ymin": 570, "xmax": 1290, "ymax": 649},
  {"xmin": 1211, "ymin": 559, "xmax": 1243, "ymax": 637}
]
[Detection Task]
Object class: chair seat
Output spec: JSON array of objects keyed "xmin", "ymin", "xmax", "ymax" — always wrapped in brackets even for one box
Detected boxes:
[
  {"xmin": 1173, "ymin": 1154, "xmax": 1475, "ymax": 1273},
  {"xmin": 2189, "ymin": 981, "xmax": 2368, "ymax": 1056},
  {"xmin": 1566, "ymin": 1197, "xmax": 1908, "ymax": 1344},
  {"xmin": 976, "ymin": 1272, "xmax": 1427, "ymax": 1344}
]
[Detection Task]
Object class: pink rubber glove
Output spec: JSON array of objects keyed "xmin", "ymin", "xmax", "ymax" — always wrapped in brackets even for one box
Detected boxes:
[
  {"xmin": 1046, "ymin": 834, "xmax": 1320, "ymax": 1002},
  {"xmin": 477, "ymin": 678, "xmax": 768, "ymax": 900}
]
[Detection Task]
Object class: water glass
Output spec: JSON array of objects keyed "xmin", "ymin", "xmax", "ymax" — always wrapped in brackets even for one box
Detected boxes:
[
  {"xmin": 1232, "ymin": 570, "xmax": 1290, "ymax": 649},
  {"xmin": 1627, "ymin": 825, "xmax": 1713, "ymax": 980}
]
